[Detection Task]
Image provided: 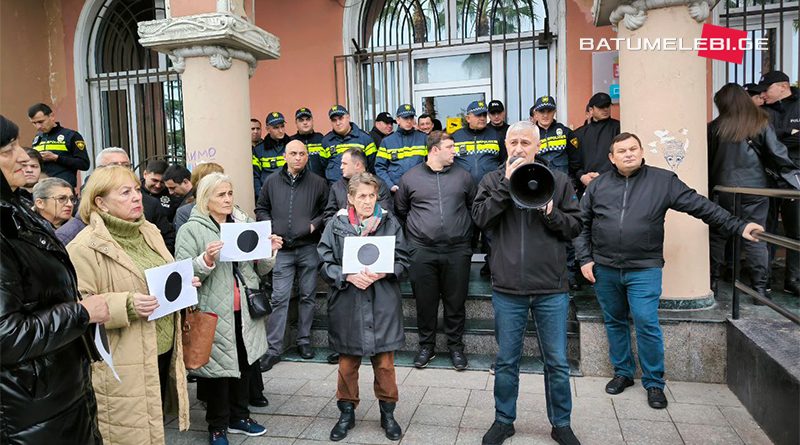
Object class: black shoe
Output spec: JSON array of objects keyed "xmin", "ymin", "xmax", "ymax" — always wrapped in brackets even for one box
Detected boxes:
[
  {"xmin": 753, "ymin": 289, "xmax": 771, "ymax": 306},
  {"xmin": 480, "ymin": 263, "xmax": 491, "ymax": 277},
  {"xmin": 298, "ymin": 344, "xmax": 315, "ymax": 360},
  {"xmin": 413, "ymin": 346, "xmax": 436, "ymax": 368},
  {"xmin": 248, "ymin": 394, "xmax": 269, "ymax": 407},
  {"xmin": 784, "ymin": 280, "xmax": 800, "ymax": 296},
  {"xmin": 327, "ymin": 352, "xmax": 340, "ymax": 364},
  {"xmin": 551, "ymin": 426, "xmax": 581, "ymax": 445},
  {"xmin": 481, "ymin": 420, "xmax": 515, "ymax": 445},
  {"xmin": 187, "ymin": 375, "xmax": 198, "ymax": 383},
  {"xmin": 489, "ymin": 362, "xmax": 496, "ymax": 375},
  {"xmin": 329, "ymin": 401, "xmax": 355, "ymax": 441},
  {"xmin": 605, "ymin": 375, "xmax": 634, "ymax": 395},
  {"xmin": 259, "ymin": 354, "xmax": 281, "ymax": 373},
  {"xmin": 451, "ymin": 350, "xmax": 468, "ymax": 371},
  {"xmin": 647, "ymin": 387, "xmax": 668, "ymax": 409},
  {"xmin": 379, "ymin": 400, "xmax": 402, "ymax": 440}
]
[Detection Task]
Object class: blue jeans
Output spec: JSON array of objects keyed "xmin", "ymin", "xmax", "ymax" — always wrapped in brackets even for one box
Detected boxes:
[
  {"xmin": 493, "ymin": 291, "xmax": 572, "ymax": 427},
  {"xmin": 593, "ymin": 265, "xmax": 665, "ymax": 389}
]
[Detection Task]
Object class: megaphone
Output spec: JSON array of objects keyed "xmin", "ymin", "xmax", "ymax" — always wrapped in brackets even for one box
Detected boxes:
[{"xmin": 508, "ymin": 157, "xmax": 556, "ymax": 209}]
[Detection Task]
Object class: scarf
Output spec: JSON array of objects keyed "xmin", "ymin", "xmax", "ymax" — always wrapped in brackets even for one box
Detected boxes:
[{"xmin": 348, "ymin": 204, "xmax": 382, "ymax": 236}]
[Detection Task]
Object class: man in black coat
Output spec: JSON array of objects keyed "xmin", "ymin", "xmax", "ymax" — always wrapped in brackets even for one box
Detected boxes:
[
  {"xmin": 324, "ymin": 148, "xmax": 393, "ymax": 224},
  {"xmin": 473, "ymin": 121, "xmax": 582, "ymax": 445},
  {"xmin": 256, "ymin": 140, "xmax": 329, "ymax": 369},
  {"xmin": 573, "ymin": 93, "xmax": 620, "ymax": 192},
  {"xmin": 394, "ymin": 131, "xmax": 476, "ymax": 371},
  {"xmin": 575, "ymin": 132, "xmax": 763, "ymax": 411}
]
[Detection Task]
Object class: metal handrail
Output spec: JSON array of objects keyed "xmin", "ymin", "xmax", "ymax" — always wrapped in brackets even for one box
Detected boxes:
[{"xmin": 713, "ymin": 185, "xmax": 800, "ymax": 326}]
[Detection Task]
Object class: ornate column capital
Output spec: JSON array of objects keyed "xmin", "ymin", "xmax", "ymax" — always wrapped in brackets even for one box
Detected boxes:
[
  {"xmin": 137, "ymin": 12, "xmax": 279, "ymax": 77},
  {"xmin": 593, "ymin": 0, "xmax": 713, "ymax": 31}
]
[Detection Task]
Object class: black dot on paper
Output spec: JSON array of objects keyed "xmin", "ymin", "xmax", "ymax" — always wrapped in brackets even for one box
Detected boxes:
[
  {"xmin": 237, "ymin": 230, "xmax": 260, "ymax": 253},
  {"xmin": 357, "ymin": 243, "xmax": 380, "ymax": 266},
  {"xmin": 99, "ymin": 326, "xmax": 110, "ymax": 352},
  {"xmin": 164, "ymin": 272, "xmax": 183, "ymax": 302}
]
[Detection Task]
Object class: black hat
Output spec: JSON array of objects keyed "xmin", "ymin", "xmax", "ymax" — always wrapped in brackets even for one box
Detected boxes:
[
  {"xmin": 758, "ymin": 71, "xmax": 790, "ymax": 88},
  {"xmin": 328, "ymin": 105, "xmax": 349, "ymax": 118},
  {"xmin": 295, "ymin": 107, "xmax": 313, "ymax": 119},
  {"xmin": 588, "ymin": 92, "xmax": 612, "ymax": 108},
  {"xmin": 266, "ymin": 112, "xmax": 285, "ymax": 126},
  {"xmin": 532, "ymin": 96, "xmax": 557, "ymax": 113},
  {"xmin": 743, "ymin": 83, "xmax": 765, "ymax": 96},
  {"xmin": 488, "ymin": 100, "xmax": 505, "ymax": 113},
  {"xmin": 375, "ymin": 112, "xmax": 396, "ymax": 124},
  {"xmin": 0, "ymin": 115, "xmax": 19, "ymax": 148}
]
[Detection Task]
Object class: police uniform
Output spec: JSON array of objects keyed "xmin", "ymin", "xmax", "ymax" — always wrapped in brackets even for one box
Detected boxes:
[
  {"xmin": 32, "ymin": 123, "xmax": 90, "ymax": 188},
  {"xmin": 290, "ymin": 108, "xmax": 326, "ymax": 178},
  {"xmin": 530, "ymin": 96, "xmax": 581, "ymax": 180},
  {"xmin": 253, "ymin": 112, "xmax": 289, "ymax": 197},
  {"xmin": 451, "ymin": 101, "xmax": 502, "ymax": 185},
  {"xmin": 321, "ymin": 105, "xmax": 377, "ymax": 183},
  {"xmin": 375, "ymin": 104, "xmax": 428, "ymax": 189}
]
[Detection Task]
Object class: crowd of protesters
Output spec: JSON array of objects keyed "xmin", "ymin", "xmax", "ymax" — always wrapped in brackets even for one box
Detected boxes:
[{"xmin": 1, "ymin": 69, "xmax": 797, "ymax": 445}]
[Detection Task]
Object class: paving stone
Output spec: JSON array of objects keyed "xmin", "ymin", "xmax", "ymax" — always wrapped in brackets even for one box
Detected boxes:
[
  {"xmin": 164, "ymin": 429, "xmax": 246, "ymax": 444},
  {"xmin": 667, "ymin": 402, "xmax": 729, "ymax": 426},
  {"xmin": 399, "ymin": 423, "xmax": 459, "ymax": 445},
  {"xmin": 571, "ymin": 416, "xmax": 625, "ymax": 445},
  {"xmin": 251, "ymin": 414, "xmax": 315, "ymax": 438},
  {"xmin": 296, "ymin": 379, "xmax": 339, "ymax": 397},
  {"xmin": 264, "ymin": 377, "xmax": 308, "ymax": 395},
  {"xmin": 186, "ymin": 408, "xmax": 207, "ymax": 432},
  {"xmin": 345, "ymin": 420, "xmax": 398, "ymax": 444},
  {"xmin": 719, "ymin": 406, "xmax": 774, "ymax": 445},
  {"xmin": 667, "ymin": 381, "xmax": 742, "ymax": 406},
  {"xmin": 265, "ymin": 362, "xmax": 337, "ymax": 380},
  {"xmin": 573, "ymin": 376, "xmax": 675, "ymax": 402},
  {"xmin": 612, "ymin": 397, "xmax": 671, "ymax": 422},
  {"xmin": 571, "ymin": 396, "xmax": 616, "ymax": 420},
  {"xmin": 297, "ymin": 417, "xmax": 337, "ymax": 442},
  {"xmin": 404, "ymin": 368, "xmax": 488, "ymax": 389},
  {"xmin": 420, "ymin": 387, "xmax": 471, "ymax": 407},
  {"xmin": 275, "ymin": 395, "xmax": 333, "ymax": 417},
  {"xmin": 676, "ymin": 423, "xmax": 745, "ymax": 445},
  {"xmin": 409, "ymin": 404, "xmax": 465, "ymax": 427},
  {"xmin": 619, "ymin": 419, "xmax": 682, "ymax": 445},
  {"xmin": 249, "ymin": 393, "xmax": 292, "ymax": 415},
  {"xmin": 467, "ymin": 390, "xmax": 495, "ymax": 409},
  {"xmin": 460, "ymin": 406, "xmax": 495, "ymax": 429},
  {"xmin": 238, "ymin": 436, "xmax": 294, "ymax": 444}
]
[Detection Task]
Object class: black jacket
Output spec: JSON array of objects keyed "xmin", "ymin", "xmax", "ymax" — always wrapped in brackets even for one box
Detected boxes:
[
  {"xmin": 575, "ymin": 163, "xmax": 747, "ymax": 270},
  {"xmin": 574, "ymin": 117, "xmax": 620, "ymax": 179},
  {"xmin": 0, "ymin": 176, "xmax": 101, "ymax": 445},
  {"xmin": 472, "ymin": 163, "xmax": 581, "ymax": 295},
  {"xmin": 255, "ymin": 166, "xmax": 329, "ymax": 249},
  {"xmin": 370, "ymin": 127, "xmax": 390, "ymax": 149},
  {"xmin": 32, "ymin": 123, "xmax": 90, "ymax": 188},
  {"xmin": 394, "ymin": 162, "xmax": 476, "ymax": 247},
  {"xmin": 708, "ymin": 121, "xmax": 799, "ymax": 189},
  {"xmin": 291, "ymin": 131, "xmax": 326, "ymax": 177},
  {"xmin": 763, "ymin": 86, "xmax": 799, "ymax": 162},
  {"xmin": 318, "ymin": 209, "xmax": 409, "ymax": 356},
  {"xmin": 324, "ymin": 176, "xmax": 393, "ymax": 224},
  {"xmin": 489, "ymin": 121, "xmax": 510, "ymax": 162}
]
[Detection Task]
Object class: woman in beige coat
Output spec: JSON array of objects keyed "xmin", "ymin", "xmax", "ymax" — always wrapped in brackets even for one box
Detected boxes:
[{"xmin": 67, "ymin": 165, "xmax": 191, "ymax": 445}]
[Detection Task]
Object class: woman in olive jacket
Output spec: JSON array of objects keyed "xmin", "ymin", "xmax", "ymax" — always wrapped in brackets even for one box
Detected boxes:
[
  {"xmin": 318, "ymin": 172, "xmax": 410, "ymax": 442},
  {"xmin": 0, "ymin": 115, "xmax": 109, "ymax": 444}
]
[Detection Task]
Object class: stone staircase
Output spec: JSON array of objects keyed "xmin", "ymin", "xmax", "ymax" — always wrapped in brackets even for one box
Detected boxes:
[{"xmin": 278, "ymin": 262, "xmax": 585, "ymax": 375}]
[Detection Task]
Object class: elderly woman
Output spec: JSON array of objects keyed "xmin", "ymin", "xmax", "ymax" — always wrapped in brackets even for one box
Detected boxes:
[
  {"xmin": 66, "ymin": 165, "xmax": 191, "ymax": 444},
  {"xmin": 0, "ymin": 115, "xmax": 108, "ymax": 444},
  {"xmin": 175, "ymin": 172, "xmax": 281, "ymax": 445},
  {"xmin": 318, "ymin": 172, "xmax": 410, "ymax": 442},
  {"xmin": 32, "ymin": 177, "xmax": 75, "ymax": 228}
]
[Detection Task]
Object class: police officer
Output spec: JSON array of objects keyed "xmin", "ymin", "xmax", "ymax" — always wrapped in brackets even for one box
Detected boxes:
[
  {"xmin": 291, "ymin": 108, "xmax": 326, "ymax": 177},
  {"xmin": 375, "ymin": 104, "xmax": 428, "ymax": 193},
  {"xmin": 370, "ymin": 112, "xmax": 395, "ymax": 148},
  {"xmin": 530, "ymin": 96, "xmax": 581, "ymax": 185},
  {"xmin": 322, "ymin": 105, "xmax": 377, "ymax": 183},
  {"xmin": 488, "ymin": 100, "xmax": 510, "ymax": 161},
  {"xmin": 253, "ymin": 112, "xmax": 290, "ymax": 197},
  {"xmin": 28, "ymin": 103, "xmax": 90, "ymax": 189},
  {"xmin": 573, "ymin": 93, "xmax": 620, "ymax": 191}
]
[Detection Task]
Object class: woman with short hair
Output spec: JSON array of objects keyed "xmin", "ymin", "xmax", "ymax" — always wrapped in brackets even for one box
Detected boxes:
[{"xmin": 32, "ymin": 177, "xmax": 75, "ymax": 228}]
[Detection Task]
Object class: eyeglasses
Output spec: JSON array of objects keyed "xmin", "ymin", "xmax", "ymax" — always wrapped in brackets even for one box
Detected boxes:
[
  {"xmin": 45, "ymin": 195, "xmax": 77, "ymax": 205},
  {"xmin": 99, "ymin": 162, "xmax": 132, "ymax": 169}
]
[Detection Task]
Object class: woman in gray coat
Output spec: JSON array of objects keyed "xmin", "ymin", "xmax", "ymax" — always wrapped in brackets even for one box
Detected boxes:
[{"xmin": 318, "ymin": 172, "xmax": 410, "ymax": 442}]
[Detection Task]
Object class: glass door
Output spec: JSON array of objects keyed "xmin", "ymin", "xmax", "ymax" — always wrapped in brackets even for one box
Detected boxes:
[{"xmin": 414, "ymin": 86, "xmax": 491, "ymax": 133}]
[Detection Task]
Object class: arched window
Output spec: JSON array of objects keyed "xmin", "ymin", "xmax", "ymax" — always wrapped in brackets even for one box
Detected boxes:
[
  {"xmin": 84, "ymin": 0, "xmax": 184, "ymax": 170},
  {"xmin": 338, "ymin": 0, "xmax": 555, "ymax": 127}
]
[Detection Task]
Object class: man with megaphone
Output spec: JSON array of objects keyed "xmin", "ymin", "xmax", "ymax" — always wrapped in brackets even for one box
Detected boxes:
[{"xmin": 473, "ymin": 121, "xmax": 583, "ymax": 445}]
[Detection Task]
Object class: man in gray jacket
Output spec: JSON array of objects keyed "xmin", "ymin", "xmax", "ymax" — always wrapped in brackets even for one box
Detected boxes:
[{"xmin": 394, "ymin": 131, "xmax": 477, "ymax": 371}]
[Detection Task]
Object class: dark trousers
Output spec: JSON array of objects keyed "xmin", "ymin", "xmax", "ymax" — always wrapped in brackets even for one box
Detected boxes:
[
  {"xmin": 409, "ymin": 244, "xmax": 471, "ymax": 351},
  {"xmin": 768, "ymin": 197, "xmax": 800, "ymax": 284},
  {"xmin": 267, "ymin": 244, "xmax": 320, "ymax": 355},
  {"xmin": 710, "ymin": 194, "xmax": 769, "ymax": 290},
  {"xmin": 198, "ymin": 311, "xmax": 251, "ymax": 432},
  {"xmin": 157, "ymin": 348, "xmax": 173, "ymax": 407},
  {"xmin": 337, "ymin": 352, "xmax": 398, "ymax": 407}
]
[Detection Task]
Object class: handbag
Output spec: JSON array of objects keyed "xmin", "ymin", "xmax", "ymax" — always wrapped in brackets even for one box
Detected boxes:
[
  {"xmin": 234, "ymin": 265, "xmax": 272, "ymax": 318},
  {"xmin": 181, "ymin": 308, "xmax": 218, "ymax": 370}
]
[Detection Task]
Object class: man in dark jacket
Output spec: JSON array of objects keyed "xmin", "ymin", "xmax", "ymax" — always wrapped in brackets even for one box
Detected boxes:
[
  {"xmin": 325, "ymin": 148, "xmax": 393, "ymax": 224},
  {"xmin": 395, "ymin": 130, "xmax": 476, "ymax": 371},
  {"xmin": 253, "ymin": 112, "xmax": 291, "ymax": 199},
  {"xmin": 473, "ymin": 121, "xmax": 582, "ymax": 445},
  {"xmin": 323, "ymin": 105, "xmax": 377, "ymax": 183},
  {"xmin": 1, "ymin": 115, "xmax": 108, "ymax": 444},
  {"xmin": 759, "ymin": 70, "xmax": 800, "ymax": 294},
  {"xmin": 375, "ymin": 104, "xmax": 428, "ymax": 192},
  {"xmin": 256, "ymin": 140, "xmax": 329, "ymax": 369},
  {"xmin": 575, "ymin": 132, "xmax": 763, "ymax": 412},
  {"xmin": 488, "ymin": 100, "xmax": 509, "ymax": 161},
  {"xmin": 28, "ymin": 103, "xmax": 90, "ymax": 189},
  {"xmin": 573, "ymin": 93, "xmax": 620, "ymax": 192},
  {"xmin": 370, "ymin": 111, "xmax": 395, "ymax": 148},
  {"xmin": 291, "ymin": 108, "xmax": 326, "ymax": 177}
]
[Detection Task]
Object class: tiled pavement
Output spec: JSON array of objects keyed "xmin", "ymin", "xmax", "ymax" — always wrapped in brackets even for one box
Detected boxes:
[{"xmin": 165, "ymin": 362, "xmax": 774, "ymax": 445}]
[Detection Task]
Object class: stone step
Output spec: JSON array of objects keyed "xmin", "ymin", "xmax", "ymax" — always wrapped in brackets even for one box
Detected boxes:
[{"xmin": 278, "ymin": 346, "xmax": 582, "ymax": 376}]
